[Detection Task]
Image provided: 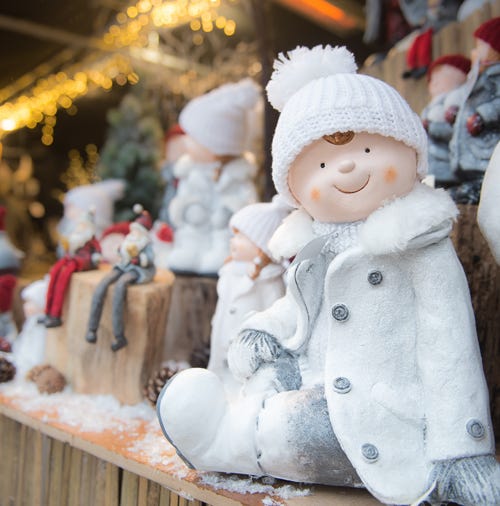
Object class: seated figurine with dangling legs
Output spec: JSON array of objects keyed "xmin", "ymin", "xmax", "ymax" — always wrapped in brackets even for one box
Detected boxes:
[
  {"xmin": 85, "ymin": 204, "xmax": 155, "ymax": 352},
  {"xmin": 158, "ymin": 46, "xmax": 500, "ymax": 506},
  {"xmin": 207, "ymin": 196, "xmax": 292, "ymax": 397}
]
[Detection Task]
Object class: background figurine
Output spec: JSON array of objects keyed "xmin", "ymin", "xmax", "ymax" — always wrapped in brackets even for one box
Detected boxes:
[
  {"xmin": 0, "ymin": 206, "xmax": 24, "ymax": 349},
  {"xmin": 401, "ymin": 0, "xmax": 462, "ymax": 79},
  {"xmin": 448, "ymin": 17, "xmax": 500, "ymax": 203},
  {"xmin": 207, "ymin": 196, "xmax": 292, "ymax": 396},
  {"xmin": 85, "ymin": 205, "xmax": 155, "ymax": 352},
  {"xmin": 41, "ymin": 209, "xmax": 101, "ymax": 328},
  {"xmin": 11, "ymin": 278, "xmax": 48, "ymax": 376},
  {"xmin": 166, "ymin": 79, "xmax": 260, "ymax": 275},
  {"xmin": 158, "ymin": 45, "xmax": 500, "ymax": 506},
  {"xmin": 158, "ymin": 124, "xmax": 187, "ymax": 227},
  {"xmin": 421, "ymin": 54, "xmax": 471, "ymax": 187},
  {"xmin": 478, "ymin": 140, "xmax": 500, "ymax": 263}
]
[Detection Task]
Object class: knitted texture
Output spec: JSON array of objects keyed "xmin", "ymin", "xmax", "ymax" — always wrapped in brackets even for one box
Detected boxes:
[
  {"xmin": 229, "ymin": 196, "xmax": 292, "ymax": 258},
  {"xmin": 474, "ymin": 17, "xmax": 500, "ymax": 54},
  {"xmin": 179, "ymin": 78, "xmax": 261, "ymax": 156},
  {"xmin": 266, "ymin": 45, "xmax": 428, "ymax": 207}
]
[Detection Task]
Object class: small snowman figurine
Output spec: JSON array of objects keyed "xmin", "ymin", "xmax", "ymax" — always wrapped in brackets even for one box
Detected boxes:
[
  {"xmin": 158, "ymin": 46, "xmax": 500, "ymax": 506},
  {"xmin": 166, "ymin": 79, "xmax": 260, "ymax": 275},
  {"xmin": 421, "ymin": 54, "xmax": 471, "ymax": 187},
  {"xmin": 207, "ymin": 197, "xmax": 292, "ymax": 396}
]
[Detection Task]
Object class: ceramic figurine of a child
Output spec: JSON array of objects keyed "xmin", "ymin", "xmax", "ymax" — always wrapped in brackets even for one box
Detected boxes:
[
  {"xmin": 41, "ymin": 209, "xmax": 101, "ymax": 328},
  {"xmin": 85, "ymin": 205, "xmax": 155, "ymax": 352},
  {"xmin": 158, "ymin": 46, "xmax": 500, "ymax": 506},
  {"xmin": 478, "ymin": 140, "xmax": 500, "ymax": 263},
  {"xmin": 448, "ymin": 17, "xmax": 500, "ymax": 204},
  {"xmin": 166, "ymin": 79, "xmax": 260, "ymax": 275},
  {"xmin": 421, "ymin": 54, "xmax": 471, "ymax": 187},
  {"xmin": 208, "ymin": 197, "xmax": 291, "ymax": 396}
]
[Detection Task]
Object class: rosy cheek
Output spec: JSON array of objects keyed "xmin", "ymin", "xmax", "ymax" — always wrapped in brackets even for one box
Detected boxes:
[
  {"xmin": 384, "ymin": 167, "xmax": 398, "ymax": 183},
  {"xmin": 310, "ymin": 187, "xmax": 321, "ymax": 201}
]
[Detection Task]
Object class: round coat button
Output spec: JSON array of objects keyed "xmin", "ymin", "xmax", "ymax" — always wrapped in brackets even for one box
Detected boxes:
[
  {"xmin": 368, "ymin": 270, "xmax": 383, "ymax": 285},
  {"xmin": 361, "ymin": 443, "xmax": 379, "ymax": 462},
  {"xmin": 333, "ymin": 377, "xmax": 351, "ymax": 393},
  {"xmin": 332, "ymin": 304, "xmax": 349, "ymax": 321},
  {"xmin": 466, "ymin": 419, "xmax": 485, "ymax": 439}
]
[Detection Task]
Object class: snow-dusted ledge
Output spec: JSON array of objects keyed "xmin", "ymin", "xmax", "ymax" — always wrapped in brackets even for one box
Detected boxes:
[{"xmin": 0, "ymin": 380, "xmax": 380, "ymax": 506}]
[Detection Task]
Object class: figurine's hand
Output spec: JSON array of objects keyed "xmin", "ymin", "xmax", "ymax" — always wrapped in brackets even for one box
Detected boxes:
[
  {"xmin": 228, "ymin": 330, "xmax": 283, "ymax": 382},
  {"xmin": 91, "ymin": 252, "xmax": 102, "ymax": 266},
  {"xmin": 429, "ymin": 455, "xmax": 500, "ymax": 506},
  {"xmin": 466, "ymin": 113, "xmax": 484, "ymax": 136},
  {"xmin": 139, "ymin": 252, "xmax": 149, "ymax": 267},
  {"xmin": 445, "ymin": 105, "xmax": 459, "ymax": 124},
  {"xmin": 60, "ymin": 237, "xmax": 69, "ymax": 252}
]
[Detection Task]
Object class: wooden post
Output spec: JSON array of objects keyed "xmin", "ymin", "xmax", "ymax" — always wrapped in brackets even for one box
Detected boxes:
[
  {"xmin": 163, "ymin": 273, "xmax": 217, "ymax": 364},
  {"xmin": 451, "ymin": 204, "xmax": 500, "ymax": 440},
  {"xmin": 45, "ymin": 267, "xmax": 175, "ymax": 405}
]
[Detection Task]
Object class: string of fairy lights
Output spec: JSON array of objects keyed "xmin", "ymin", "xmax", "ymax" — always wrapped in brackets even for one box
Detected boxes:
[{"xmin": 0, "ymin": 0, "xmax": 239, "ymax": 143}]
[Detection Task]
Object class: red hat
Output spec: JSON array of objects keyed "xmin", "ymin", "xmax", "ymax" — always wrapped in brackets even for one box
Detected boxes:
[
  {"xmin": 164, "ymin": 124, "xmax": 185, "ymax": 143},
  {"xmin": 427, "ymin": 54, "xmax": 471, "ymax": 80},
  {"xmin": 156, "ymin": 222, "xmax": 174, "ymax": 243},
  {"xmin": 100, "ymin": 221, "xmax": 131, "ymax": 239},
  {"xmin": 474, "ymin": 17, "xmax": 500, "ymax": 54},
  {"xmin": 0, "ymin": 274, "xmax": 17, "ymax": 312},
  {"xmin": 131, "ymin": 204, "xmax": 152, "ymax": 233}
]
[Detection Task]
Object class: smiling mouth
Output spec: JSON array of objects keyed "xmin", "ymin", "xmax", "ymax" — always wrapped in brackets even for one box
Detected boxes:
[{"xmin": 334, "ymin": 175, "xmax": 370, "ymax": 194}]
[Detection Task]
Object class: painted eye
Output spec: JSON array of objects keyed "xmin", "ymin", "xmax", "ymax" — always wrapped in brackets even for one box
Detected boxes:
[
  {"xmin": 365, "ymin": 148, "xmax": 371, "ymax": 153},
  {"xmin": 320, "ymin": 162, "xmax": 326, "ymax": 168}
]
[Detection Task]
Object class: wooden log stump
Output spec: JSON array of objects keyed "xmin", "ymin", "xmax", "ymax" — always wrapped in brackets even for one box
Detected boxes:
[
  {"xmin": 45, "ymin": 266, "xmax": 175, "ymax": 405},
  {"xmin": 163, "ymin": 273, "xmax": 217, "ymax": 364},
  {"xmin": 451, "ymin": 204, "xmax": 500, "ymax": 440}
]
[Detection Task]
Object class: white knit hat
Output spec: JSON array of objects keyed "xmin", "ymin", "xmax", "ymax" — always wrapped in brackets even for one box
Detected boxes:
[
  {"xmin": 266, "ymin": 45, "xmax": 428, "ymax": 207},
  {"xmin": 229, "ymin": 195, "xmax": 293, "ymax": 259},
  {"xmin": 179, "ymin": 78, "xmax": 262, "ymax": 156}
]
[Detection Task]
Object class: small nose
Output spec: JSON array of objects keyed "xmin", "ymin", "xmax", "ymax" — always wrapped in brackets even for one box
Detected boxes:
[{"xmin": 338, "ymin": 160, "xmax": 355, "ymax": 174}]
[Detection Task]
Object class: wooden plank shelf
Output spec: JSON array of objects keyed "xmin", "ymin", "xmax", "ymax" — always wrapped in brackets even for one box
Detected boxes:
[{"xmin": 0, "ymin": 389, "xmax": 380, "ymax": 506}]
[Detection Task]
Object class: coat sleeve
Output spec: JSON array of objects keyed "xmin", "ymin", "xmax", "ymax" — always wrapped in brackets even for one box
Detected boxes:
[{"xmin": 411, "ymin": 238, "xmax": 494, "ymax": 461}]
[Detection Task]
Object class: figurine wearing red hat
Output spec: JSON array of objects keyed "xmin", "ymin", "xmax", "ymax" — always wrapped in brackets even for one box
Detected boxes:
[
  {"xmin": 421, "ymin": 54, "xmax": 471, "ymax": 186},
  {"xmin": 41, "ymin": 209, "xmax": 102, "ymax": 328},
  {"xmin": 85, "ymin": 204, "xmax": 156, "ymax": 351},
  {"xmin": 0, "ymin": 206, "xmax": 23, "ymax": 349},
  {"xmin": 448, "ymin": 17, "xmax": 500, "ymax": 203}
]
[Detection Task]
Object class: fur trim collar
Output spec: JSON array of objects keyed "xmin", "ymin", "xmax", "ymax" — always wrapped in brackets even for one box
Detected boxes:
[{"xmin": 269, "ymin": 183, "xmax": 458, "ymax": 259}]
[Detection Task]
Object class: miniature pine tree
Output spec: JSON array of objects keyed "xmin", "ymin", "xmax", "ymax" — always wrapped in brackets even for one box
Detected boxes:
[{"xmin": 98, "ymin": 88, "xmax": 163, "ymax": 222}]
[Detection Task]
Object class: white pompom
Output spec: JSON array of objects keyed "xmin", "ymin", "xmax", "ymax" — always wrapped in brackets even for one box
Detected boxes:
[
  {"xmin": 133, "ymin": 203, "xmax": 144, "ymax": 214},
  {"xmin": 266, "ymin": 45, "xmax": 357, "ymax": 112}
]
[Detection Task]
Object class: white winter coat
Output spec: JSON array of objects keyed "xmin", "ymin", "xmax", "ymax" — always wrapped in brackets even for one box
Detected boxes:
[
  {"xmin": 242, "ymin": 183, "xmax": 494, "ymax": 505},
  {"xmin": 208, "ymin": 261, "xmax": 285, "ymax": 393}
]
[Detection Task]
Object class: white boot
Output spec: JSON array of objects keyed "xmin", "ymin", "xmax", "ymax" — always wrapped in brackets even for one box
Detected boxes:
[
  {"xmin": 157, "ymin": 368, "xmax": 263, "ymax": 475},
  {"xmin": 166, "ymin": 226, "xmax": 205, "ymax": 272}
]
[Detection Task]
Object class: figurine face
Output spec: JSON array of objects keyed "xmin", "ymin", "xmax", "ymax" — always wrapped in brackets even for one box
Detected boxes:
[
  {"xmin": 471, "ymin": 39, "xmax": 500, "ymax": 69},
  {"xmin": 428, "ymin": 64, "xmax": 467, "ymax": 98},
  {"xmin": 288, "ymin": 132, "xmax": 417, "ymax": 223},
  {"xmin": 230, "ymin": 230, "xmax": 260, "ymax": 262},
  {"xmin": 165, "ymin": 134, "xmax": 188, "ymax": 163},
  {"xmin": 183, "ymin": 134, "xmax": 218, "ymax": 163}
]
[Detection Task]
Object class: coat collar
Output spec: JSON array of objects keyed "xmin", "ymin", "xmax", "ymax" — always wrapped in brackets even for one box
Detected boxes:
[{"xmin": 269, "ymin": 183, "xmax": 458, "ymax": 260}]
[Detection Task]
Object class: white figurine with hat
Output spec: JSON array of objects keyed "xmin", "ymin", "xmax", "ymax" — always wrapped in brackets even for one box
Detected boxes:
[
  {"xmin": 207, "ymin": 196, "xmax": 292, "ymax": 396},
  {"xmin": 166, "ymin": 79, "xmax": 260, "ymax": 275},
  {"xmin": 85, "ymin": 204, "xmax": 155, "ymax": 352},
  {"xmin": 158, "ymin": 45, "xmax": 500, "ymax": 505},
  {"xmin": 41, "ymin": 208, "xmax": 102, "ymax": 328}
]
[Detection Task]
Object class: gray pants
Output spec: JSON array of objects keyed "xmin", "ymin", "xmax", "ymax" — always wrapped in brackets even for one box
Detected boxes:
[{"xmin": 87, "ymin": 268, "xmax": 139, "ymax": 338}]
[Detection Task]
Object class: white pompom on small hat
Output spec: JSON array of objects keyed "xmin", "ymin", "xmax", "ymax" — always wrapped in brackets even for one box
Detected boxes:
[
  {"xmin": 266, "ymin": 45, "xmax": 428, "ymax": 207},
  {"xmin": 179, "ymin": 78, "xmax": 262, "ymax": 156},
  {"xmin": 229, "ymin": 195, "xmax": 293, "ymax": 259}
]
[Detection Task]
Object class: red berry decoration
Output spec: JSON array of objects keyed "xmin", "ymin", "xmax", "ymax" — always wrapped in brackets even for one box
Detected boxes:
[
  {"xmin": 466, "ymin": 113, "xmax": 484, "ymax": 136},
  {"xmin": 445, "ymin": 105, "xmax": 459, "ymax": 125},
  {"xmin": 0, "ymin": 337, "xmax": 12, "ymax": 353}
]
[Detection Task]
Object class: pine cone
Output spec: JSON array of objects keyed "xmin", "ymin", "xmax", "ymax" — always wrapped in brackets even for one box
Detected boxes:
[
  {"xmin": 144, "ymin": 364, "xmax": 182, "ymax": 406},
  {"xmin": 0, "ymin": 357, "xmax": 16, "ymax": 382},
  {"xmin": 27, "ymin": 364, "xmax": 66, "ymax": 394},
  {"xmin": 189, "ymin": 342, "xmax": 211, "ymax": 369}
]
